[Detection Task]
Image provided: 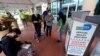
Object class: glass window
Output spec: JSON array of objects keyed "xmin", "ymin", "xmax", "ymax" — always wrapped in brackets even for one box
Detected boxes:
[
  {"xmin": 63, "ymin": 0, "xmax": 83, "ymax": 11},
  {"xmin": 77, "ymin": 0, "xmax": 83, "ymax": 10},
  {"xmin": 36, "ymin": 6, "xmax": 42, "ymax": 14},
  {"xmin": 96, "ymin": 0, "xmax": 99, "ymax": 3},
  {"xmin": 0, "ymin": 10, "xmax": 5, "ymax": 15},
  {"xmin": 64, "ymin": 0, "xmax": 74, "ymax": 4},
  {"xmin": 51, "ymin": 1, "xmax": 60, "ymax": 23},
  {"xmin": 51, "ymin": 1, "xmax": 60, "ymax": 15}
]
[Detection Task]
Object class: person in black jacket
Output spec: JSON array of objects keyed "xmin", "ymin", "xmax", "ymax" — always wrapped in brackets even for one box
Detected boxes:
[
  {"xmin": 32, "ymin": 14, "xmax": 42, "ymax": 42},
  {"xmin": 0, "ymin": 28, "xmax": 22, "ymax": 56}
]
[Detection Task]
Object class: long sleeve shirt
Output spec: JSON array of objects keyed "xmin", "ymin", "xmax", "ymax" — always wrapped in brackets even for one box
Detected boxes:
[{"xmin": 45, "ymin": 15, "xmax": 54, "ymax": 26}]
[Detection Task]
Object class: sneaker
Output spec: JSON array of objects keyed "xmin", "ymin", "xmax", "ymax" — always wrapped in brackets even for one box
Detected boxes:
[{"xmin": 36, "ymin": 38, "xmax": 39, "ymax": 43}]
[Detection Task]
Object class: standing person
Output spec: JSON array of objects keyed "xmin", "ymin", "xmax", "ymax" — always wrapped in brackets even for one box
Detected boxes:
[
  {"xmin": 57, "ymin": 12, "xmax": 66, "ymax": 42},
  {"xmin": 19, "ymin": 10, "xmax": 26, "ymax": 28},
  {"xmin": 45, "ymin": 11, "xmax": 54, "ymax": 36},
  {"xmin": 43, "ymin": 7, "xmax": 49, "ymax": 33},
  {"xmin": 32, "ymin": 13, "xmax": 42, "ymax": 42}
]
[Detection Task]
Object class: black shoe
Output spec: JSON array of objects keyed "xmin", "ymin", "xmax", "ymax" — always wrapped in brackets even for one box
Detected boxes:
[{"xmin": 57, "ymin": 40, "xmax": 61, "ymax": 43}]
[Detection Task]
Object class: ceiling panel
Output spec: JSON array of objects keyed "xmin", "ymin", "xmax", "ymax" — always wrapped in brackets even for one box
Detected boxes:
[
  {"xmin": 0, "ymin": 0, "xmax": 51, "ymax": 11},
  {"xmin": 0, "ymin": 0, "xmax": 34, "ymax": 10}
]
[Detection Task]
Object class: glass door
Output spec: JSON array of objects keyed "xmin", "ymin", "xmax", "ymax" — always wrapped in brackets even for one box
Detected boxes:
[{"xmin": 51, "ymin": 1, "xmax": 60, "ymax": 23}]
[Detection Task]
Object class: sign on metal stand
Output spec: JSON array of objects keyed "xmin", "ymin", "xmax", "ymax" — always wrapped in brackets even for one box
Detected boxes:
[{"xmin": 66, "ymin": 20, "xmax": 97, "ymax": 56}]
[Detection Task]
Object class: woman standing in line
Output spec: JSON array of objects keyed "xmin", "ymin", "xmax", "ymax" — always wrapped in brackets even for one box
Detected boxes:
[
  {"xmin": 57, "ymin": 12, "xmax": 66, "ymax": 42},
  {"xmin": 32, "ymin": 13, "xmax": 42, "ymax": 42},
  {"xmin": 45, "ymin": 11, "xmax": 54, "ymax": 36}
]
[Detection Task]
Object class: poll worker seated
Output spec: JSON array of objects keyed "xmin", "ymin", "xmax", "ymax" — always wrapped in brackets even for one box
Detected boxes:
[{"xmin": 0, "ymin": 28, "xmax": 22, "ymax": 56}]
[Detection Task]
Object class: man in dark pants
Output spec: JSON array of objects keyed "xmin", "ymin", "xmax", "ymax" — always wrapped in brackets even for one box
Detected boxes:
[{"xmin": 32, "ymin": 14, "xmax": 41, "ymax": 42}]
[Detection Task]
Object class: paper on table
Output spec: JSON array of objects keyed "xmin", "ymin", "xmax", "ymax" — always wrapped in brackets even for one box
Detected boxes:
[{"xmin": 22, "ymin": 44, "xmax": 31, "ymax": 49}]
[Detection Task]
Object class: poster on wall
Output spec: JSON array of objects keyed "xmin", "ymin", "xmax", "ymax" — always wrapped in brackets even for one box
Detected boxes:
[{"xmin": 67, "ymin": 20, "xmax": 97, "ymax": 56}]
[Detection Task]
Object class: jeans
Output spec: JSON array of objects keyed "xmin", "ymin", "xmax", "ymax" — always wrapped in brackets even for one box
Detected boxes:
[
  {"xmin": 46, "ymin": 26, "xmax": 52, "ymax": 36},
  {"xmin": 58, "ymin": 31, "xmax": 63, "ymax": 41}
]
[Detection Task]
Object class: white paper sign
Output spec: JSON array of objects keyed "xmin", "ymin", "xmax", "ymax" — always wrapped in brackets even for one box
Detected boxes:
[{"xmin": 67, "ymin": 21, "xmax": 97, "ymax": 56}]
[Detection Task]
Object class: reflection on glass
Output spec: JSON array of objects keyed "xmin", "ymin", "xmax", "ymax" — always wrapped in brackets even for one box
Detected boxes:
[
  {"xmin": 64, "ymin": 0, "xmax": 74, "ymax": 3},
  {"xmin": 64, "ymin": 0, "xmax": 83, "ymax": 5},
  {"xmin": 51, "ymin": 1, "xmax": 60, "ymax": 15}
]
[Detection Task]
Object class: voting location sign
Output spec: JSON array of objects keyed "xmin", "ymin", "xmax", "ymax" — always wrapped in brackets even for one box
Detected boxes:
[{"xmin": 67, "ymin": 21, "xmax": 97, "ymax": 56}]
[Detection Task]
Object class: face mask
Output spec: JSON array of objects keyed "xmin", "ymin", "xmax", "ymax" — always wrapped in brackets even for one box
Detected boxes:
[{"xmin": 48, "ymin": 13, "xmax": 51, "ymax": 15}]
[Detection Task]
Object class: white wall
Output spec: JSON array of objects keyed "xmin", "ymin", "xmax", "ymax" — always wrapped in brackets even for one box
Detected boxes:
[
  {"xmin": 82, "ymin": 0, "xmax": 96, "ymax": 16},
  {"xmin": 42, "ymin": 3, "xmax": 48, "ymax": 13},
  {"xmin": 34, "ymin": 2, "xmax": 48, "ymax": 14}
]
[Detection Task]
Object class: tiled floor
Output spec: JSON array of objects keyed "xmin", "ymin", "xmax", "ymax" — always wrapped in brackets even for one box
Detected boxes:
[
  {"xmin": 19, "ymin": 22, "xmax": 66, "ymax": 56},
  {"xmin": 0, "ymin": 22, "xmax": 100, "ymax": 56}
]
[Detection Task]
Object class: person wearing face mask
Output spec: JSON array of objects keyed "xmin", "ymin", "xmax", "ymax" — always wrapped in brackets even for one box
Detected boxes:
[
  {"xmin": 32, "ymin": 13, "xmax": 42, "ymax": 42},
  {"xmin": 45, "ymin": 11, "xmax": 54, "ymax": 36},
  {"xmin": 43, "ymin": 7, "xmax": 49, "ymax": 33},
  {"xmin": 57, "ymin": 12, "xmax": 66, "ymax": 42}
]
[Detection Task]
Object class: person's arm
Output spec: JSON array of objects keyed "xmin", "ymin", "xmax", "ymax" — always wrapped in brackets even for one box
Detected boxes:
[
  {"xmin": 42, "ymin": 16, "xmax": 45, "ymax": 22},
  {"xmin": 38, "ymin": 14, "xmax": 42, "ymax": 23},
  {"xmin": 51, "ymin": 15, "xmax": 54, "ymax": 20},
  {"xmin": 2, "ymin": 36, "xmax": 11, "ymax": 56},
  {"xmin": 45, "ymin": 16, "xmax": 47, "ymax": 22},
  {"xmin": 42, "ymin": 11, "xmax": 47, "ymax": 22}
]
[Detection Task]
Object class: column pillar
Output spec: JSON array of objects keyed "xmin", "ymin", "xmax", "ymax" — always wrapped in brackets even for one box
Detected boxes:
[{"xmin": 82, "ymin": 0, "xmax": 96, "ymax": 15}]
